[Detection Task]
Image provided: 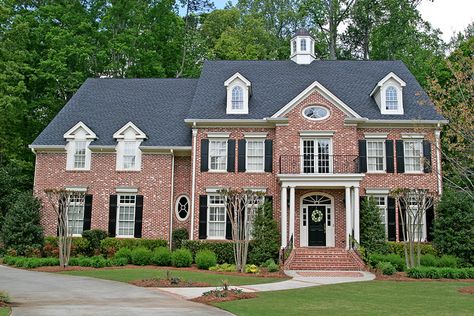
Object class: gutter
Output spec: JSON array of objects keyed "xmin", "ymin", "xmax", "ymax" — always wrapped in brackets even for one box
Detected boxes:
[
  {"xmin": 190, "ymin": 124, "xmax": 198, "ymax": 240},
  {"xmin": 169, "ymin": 149, "xmax": 175, "ymax": 250},
  {"xmin": 344, "ymin": 118, "xmax": 449, "ymax": 127}
]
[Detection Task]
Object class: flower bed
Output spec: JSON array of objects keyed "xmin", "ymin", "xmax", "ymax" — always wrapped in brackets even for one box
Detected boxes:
[{"xmin": 192, "ymin": 289, "xmax": 257, "ymax": 304}]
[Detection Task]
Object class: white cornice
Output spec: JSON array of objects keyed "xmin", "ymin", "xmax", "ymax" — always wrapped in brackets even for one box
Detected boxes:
[
  {"xmin": 64, "ymin": 121, "xmax": 97, "ymax": 140},
  {"xmin": 113, "ymin": 122, "xmax": 147, "ymax": 139},
  {"xmin": 344, "ymin": 118, "xmax": 448, "ymax": 128},
  {"xmin": 299, "ymin": 130, "xmax": 335, "ymax": 137},
  {"xmin": 224, "ymin": 72, "xmax": 251, "ymax": 87},
  {"xmin": 243, "ymin": 132, "xmax": 268, "ymax": 138},
  {"xmin": 184, "ymin": 118, "xmax": 287, "ymax": 128},
  {"xmin": 28, "ymin": 145, "xmax": 66, "ymax": 153},
  {"xmin": 207, "ymin": 132, "xmax": 231, "ymax": 138},
  {"xmin": 370, "ymin": 72, "xmax": 407, "ymax": 97}
]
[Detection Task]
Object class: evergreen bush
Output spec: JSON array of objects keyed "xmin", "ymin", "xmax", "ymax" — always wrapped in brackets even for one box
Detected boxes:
[
  {"xmin": 172, "ymin": 228, "xmax": 188, "ymax": 250},
  {"xmin": 420, "ymin": 254, "xmax": 438, "ymax": 267},
  {"xmin": 171, "ymin": 248, "xmax": 193, "ymax": 267},
  {"xmin": 195, "ymin": 249, "xmax": 217, "ymax": 269},
  {"xmin": 376, "ymin": 261, "xmax": 396, "ymax": 275},
  {"xmin": 181, "ymin": 240, "xmax": 234, "ymax": 264},
  {"xmin": 114, "ymin": 247, "xmax": 133, "ymax": 263},
  {"xmin": 82, "ymin": 229, "xmax": 108, "ymax": 256},
  {"xmin": 247, "ymin": 201, "xmax": 279, "ymax": 265},
  {"xmin": 360, "ymin": 197, "xmax": 387, "ymax": 254},
  {"xmin": 152, "ymin": 247, "xmax": 172, "ymax": 266},
  {"xmin": 131, "ymin": 247, "xmax": 153, "ymax": 266}
]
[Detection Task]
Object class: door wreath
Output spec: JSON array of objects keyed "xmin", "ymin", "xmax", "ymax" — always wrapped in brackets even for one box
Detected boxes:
[{"xmin": 311, "ymin": 209, "xmax": 323, "ymax": 223}]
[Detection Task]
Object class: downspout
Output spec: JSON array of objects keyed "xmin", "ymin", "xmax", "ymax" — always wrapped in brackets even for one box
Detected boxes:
[
  {"xmin": 169, "ymin": 149, "xmax": 175, "ymax": 250},
  {"xmin": 190, "ymin": 124, "xmax": 198, "ymax": 240},
  {"xmin": 435, "ymin": 129, "xmax": 442, "ymax": 195}
]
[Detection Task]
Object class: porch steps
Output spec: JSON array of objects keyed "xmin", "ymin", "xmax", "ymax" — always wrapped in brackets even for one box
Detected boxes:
[{"xmin": 285, "ymin": 248, "xmax": 366, "ymax": 271}]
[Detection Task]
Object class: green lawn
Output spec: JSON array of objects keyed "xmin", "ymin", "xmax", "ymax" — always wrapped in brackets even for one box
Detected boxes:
[
  {"xmin": 216, "ymin": 281, "xmax": 474, "ymax": 316},
  {"xmin": 0, "ymin": 307, "xmax": 10, "ymax": 316},
  {"xmin": 61, "ymin": 268, "xmax": 284, "ymax": 286}
]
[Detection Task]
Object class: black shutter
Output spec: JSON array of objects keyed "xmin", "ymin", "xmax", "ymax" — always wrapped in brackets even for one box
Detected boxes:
[
  {"xmin": 134, "ymin": 195, "xmax": 143, "ymax": 238},
  {"xmin": 83, "ymin": 195, "xmax": 93, "ymax": 232},
  {"xmin": 108, "ymin": 195, "xmax": 117, "ymax": 237},
  {"xmin": 396, "ymin": 140, "xmax": 405, "ymax": 173},
  {"xmin": 198, "ymin": 195, "xmax": 207, "ymax": 239},
  {"xmin": 225, "ymin": 207, "xmax": 233, "ymax": 240},
  {"xmin": 201, "ymin": 139, "xmax": 209, "ymax": 172},
  {"xmin": 238, "ymin": 139, "xmax": 246, "ymax": 172},
  {"xmin": 358, "ymin": 140, "xmax": 367, "ymax": 173},
  {"xmin": 398, "ymin": 201, "xmax": 406, "ymax": 242},
  {"xmin": 426, "ymin": 204, "xmax": 435, "ymax": 242},
  {"xmin": 386, "ymin": 140, "xmax": 394, "ymax": 173},
  {"xmin": 227, "ymin": 139, "xmax": 235, "ymax": 172},
  {"xmin": 264, "ymin": 140, "xmax": 273, "ymax": 172},
  {"xmin": 423, "ymin": 140, "xmax": 432, "ymax": 173},
  {"xmin": 387, "ymin": 197, "xmax": 396, "ymax": 241}
]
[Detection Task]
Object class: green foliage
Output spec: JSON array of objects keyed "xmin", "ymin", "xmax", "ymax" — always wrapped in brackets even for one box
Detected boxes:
[
  {"xmin": 369, "ymin": 253, "xmax": 405, "ymax": 271},
  {"xmin": 2, "ymin": 256, "xmax": 59, "ymax": 268},
  {"xmin": 171, "ymin": 248, "xmax": 193, "ymax": 267},
  {"xmin": 360, "ymin": 197, "xmax": 387, "ymax": 254},
  {"xmin": 386, "ymin": 242, "xmax": 437, "ymax": 257},
  {"xmin": 1, "ymin": 192, "xmax": 43, "ymax": 256},
  {"xmin": 152, "ymin": 247, "xmax": 172, "ymax": 266},
  {"xmin": 438, "ymin": 255, "xmax": 459, "ymax": 268},
  {"xmin": 108, "ymin": 257, "xmax": 128, "ymax": 267},
  {"xmin": 261, "ymin": 258, "xmax": 276, "ymax": 268},
  {"xmin": 131, "ymin": 247, "xmax": 153, "ymax": 266},
  {"xmin": 248, "ymin": 202, "xmax": 279, "ymax": 265},
  {"xmin": 267, "ymin": 261, "xmax": 280, "ymax": 273},
  {"xmin": 433, "ymin": 190, "xmax": 474, "ymax": 265},
  {"xmin": 195, "ymin": 249, "xmax": 217, "ymax": 270},
  {"xmin": 0, "ymin": 290, "xmax": 10, "ymax": 304},
  {"xmin": 245, "ymin": 264, "xmax": 259, "ymax": 274},
  {"xmin": 114, "ymin": 248, "xmax": 133, "ymax": 264},
  {"xmin": 81, "ymin": 230, "xmax": 108, "ymax": 256},
  {"xmin": 406, "ymin": 267, "xmax": 474, "ymax": 279},
  {"xmin": 100, "ymin": 238, "xmax": 167, "ymax": 256},
  {"xmin": 171, "ymin": 228, "xmax": 188, "ymax": 250},
  {"xmin": 209, "ymin": 263, "xmax": 237, "ymax": 272},
  {"xmin": 420, "ymin": 254, "xmax": 438, "ymax": 267},
  {"xmin": 181, "ymin": 240, "xmax": 234, "ymax": 264},
  {"xmin": 376, "ymin": 261, "xmax": 396, "ymax": 275}
]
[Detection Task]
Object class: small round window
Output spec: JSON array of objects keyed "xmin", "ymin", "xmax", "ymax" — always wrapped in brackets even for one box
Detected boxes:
[
  {"xmin": 175, "ymin": 195, "xmax": 190, "ymax": 221},
  {"xmin": 303, "ymin": 106, "xmax": 329, "ymax": 120}
]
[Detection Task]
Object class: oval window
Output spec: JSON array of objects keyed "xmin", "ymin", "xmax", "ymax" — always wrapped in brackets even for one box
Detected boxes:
[
  {"xmin": 303, "ymin": 106, "xmax": 330, "ymax": 120},
  {"xmin": 175, "ymin": 195, "xmax": 190, "ymax": 221}
]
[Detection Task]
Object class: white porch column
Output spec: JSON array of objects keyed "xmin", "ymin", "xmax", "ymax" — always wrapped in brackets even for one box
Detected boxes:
[
  {"xmin": 280, "ymin": 186, "xmax": 288, "ymax": 248},
  {"xmin": 345, "ymin": 186, "xmax": 352, "ymax": 250},
  {"xmin": 353, "ymin": 186, "xmax": 360, "ymax": 244},
  {"xmin": 289, "ymin": 186, "xmax": 296, "ymax": 246}
]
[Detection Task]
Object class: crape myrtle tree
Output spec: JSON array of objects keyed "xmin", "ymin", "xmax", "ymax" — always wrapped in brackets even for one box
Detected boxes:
[
  {"xmin": 218, "ymin": 188, "xmax": 264, "ymax": 273},
  {"xmin": 44, "ymin": 188, "xmax": 86, "ymax": 268},
  {"xmin": 390, "ymin": 188, "xmax": 436, "ymax": 268}
]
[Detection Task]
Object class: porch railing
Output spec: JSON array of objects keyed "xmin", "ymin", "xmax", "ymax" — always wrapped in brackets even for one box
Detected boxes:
[
  {"xmin": 279, "ymin": 155, "xmax": 360, "ymax": 174},
  {"xmin": 280, "ymin": 234, "xmax": 293, "ymax": 266}
]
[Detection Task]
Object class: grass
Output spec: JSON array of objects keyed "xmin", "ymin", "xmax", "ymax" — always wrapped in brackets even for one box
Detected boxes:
[
  {"xmin": 60, "ymin": 268, "xmax": 284, "ymax": 286},
  {"xmin": 0, "ymin": 307, "xmax": 10, "ymax": 316},
  {"xmin": 215, "ymin": 281, "xmax": 474, "ymax": 316}
]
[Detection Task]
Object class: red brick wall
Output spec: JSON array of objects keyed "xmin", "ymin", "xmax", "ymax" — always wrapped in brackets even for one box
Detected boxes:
[{"xmin": 172, "ymin": 156, "xmax": 192, "ymax": 234}]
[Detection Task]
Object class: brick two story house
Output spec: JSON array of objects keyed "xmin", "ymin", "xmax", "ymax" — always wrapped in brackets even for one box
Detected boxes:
[{"xmin": 31, "ymin": 30, "xmax": 447, "ymax": 270}]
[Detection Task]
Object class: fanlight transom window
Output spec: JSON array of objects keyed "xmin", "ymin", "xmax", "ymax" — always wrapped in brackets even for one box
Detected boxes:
[
  {"xmin": 231, "ymin": 86, "xmax": 244, "ymax": 110},
  {"xmin": 385, "ymin": 86, "xmax": 398, "ymax": 110},
  {"xmin": 302, "ymin": 195, "xmax": 331, "ymax": 205}
]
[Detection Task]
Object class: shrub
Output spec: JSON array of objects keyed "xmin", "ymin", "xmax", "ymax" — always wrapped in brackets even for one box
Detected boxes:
[
  {"xmin": 369, "ymin": 253, "xmax": 405, "ymax": 271},
  {"xmin": 172, "ymin": 248, "xmax": 193, "ymax": 267},
  {"xmin": 109, "ymin": 257, "xmax": 128, "ymax": 266},
  {"xmin": 209, "ymin": 263, "xmax": 236, "ymax": 272},
  {"xmin": 0, "ymin": 291, "xmax": 10, "ymax": 304},
  {"xmin": 420, "ymin": 254, "xmax": 438, "ymax": 267},
  {"xmin": 90, "ymin": 255, "xmax": 108, "ymax": 268},
  {"xmin": 248, "ymin": 202, "xmax": 280, "ymax": 265},
  {"xmin": 72, "ymin": 237, "xmax": 91, "ymax": 257},
  {"xmin": 82, "ymin": 230, "xmax": 108, "ymax": 256},
  {"xmin": 386, "ymin": 242, "xmax": 437, "ymax": 257},
  {"xmin": 172, "ymin": 228, "xmax": 188, "ymax": 250},
  {"xmin": 100, "ymin": 238, "xmax": 167, "ymax": 256},
  {"xmin": 131, "ymin": 247, "xmax": 153, "ymax": 266},
  {"xmin": 433, "ymin": 189, "xmax": 474, "ymax": 265},
  {"xmin": 152, "ymin": 247, "xmax": 172, "ymax": 266},
  {"xmin": 2, "ymin": 256, "xmax": 59, "ymax": 268},
  {"xmin": 360, "ymin": 197, "xmax": 387, "ymax": 254},
  {"xmin": 438, "ymin": 255, "xmax": 458, "ymax": 268},
  {"xmin": 114, "ymin": 247, "xmax": 132, "ymax": 263},
  {"xmin": 195, "ymin": 250, "xmax": 217, "ymax": 270},
  {"xmin": 245, "ymin": 264, "xmax": 259, "ymax": 274},
  {"xmin": 181, "ymin": 240, "xmax": 234, "ymax": 264},
  {"xmin": 267, "ymin": 261, "xmax": 280, "ymax": 272},
  {"xmin": 262, "ymin": 258, "xmax": 276, "ymax": 268},
  {"xmin": 0, "ymin": 192, "xmax": 44, "ymax": 256},
  {"xmin": 376, "ymin": 262, "xmax": 396, "ymax": 275}
]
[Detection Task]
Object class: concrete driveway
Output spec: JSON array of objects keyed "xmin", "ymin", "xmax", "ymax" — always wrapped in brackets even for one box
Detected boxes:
[{"xmin": 0, "ymin": 265, "xmax": 231, "ymax": 316}]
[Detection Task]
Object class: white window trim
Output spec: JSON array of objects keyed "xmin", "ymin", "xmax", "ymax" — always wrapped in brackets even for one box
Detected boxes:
[
  {"xmin": 65, "ymin": 122, "xmax": 95, "ymax": 171},
  {"xmin": 302, "ymin": 105, "xmax": 330, "ymax": 121},
  {"xmin": 369, "ymin": 195, "xmax": 388, "ymax": 238},
  {"xmin": 225, "ymin": 73, "xmax": 251, "ymax": 115},
  {"xmin": 207, "ymin": 195, "xmax": 226, "ymax": 240},
  {"xmin": 245, "ymin": 138, "xmax": 265, "ymax": 173},
  {"xmin": 366, "ymin": 139, "xmax": 386, "ymax": 173},
  {"xmin": 67, "ymin": 194, "xmax": 85, "ymax": 237},
  {"xmin": 381, "ymin": 85, "xmax": 404, "ymax": 115},
  {"xmin": 299, "ymin": 137, "xmax": 334, "ymax": 174},
  {"xmin": 175, "ymin": 195, "xmax": 190, "ymax": 221},
  {"xmin": 208, "ymin": 138, "xmax": 228, "ymax": 172},
  {"xmin": 116, "ymin": 194, "xmax": 136, "ymax": 238},
  {"xmin": 116, "ymin": 140, "xmax": 142, "ymax": 171},
  {"xmin": 403, "ymin": 139, "xmax": 424, "ymax": 174}
]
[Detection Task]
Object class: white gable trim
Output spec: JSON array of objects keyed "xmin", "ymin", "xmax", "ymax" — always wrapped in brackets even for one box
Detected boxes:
[
  {"xmin": 64, "ymin": 122, "xmax": 96, "ymax": 139},
  {"xmin": 113, "ymin": 122, "xmax": 147, "ymax": 139},
  {"xmin": 271, "ymin": 81, "xmax": 361, "ymax": 118},
  {"xmin": 370, "ymin": 72, "xmax": 406, "ymax": 97},
  {"xmin": 224, "ymin": 72, "xmax": 251, "ymax": 87}
]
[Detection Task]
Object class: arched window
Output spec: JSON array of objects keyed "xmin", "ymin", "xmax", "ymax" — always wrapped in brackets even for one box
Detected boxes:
[
  {"xmin": 300, "ymin": 39, "xmax": 307, "ymax": 51},
  {"xmin": 175, "ymin": 195, "xmax": 190, "ymax": 221},
  {"xmin": 385, "ymin": 86, "xmax": 398, "ymax": 110},
  {"xmin": 231, "ymin": 86, "xmax": 244, "ymax": 110}
]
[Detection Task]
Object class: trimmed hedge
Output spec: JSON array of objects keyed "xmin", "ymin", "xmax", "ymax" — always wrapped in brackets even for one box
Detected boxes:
[
  {"xmin": 376, "ymin": 261, "xmax": 396, "ymax": 275},
  {"xmin": 152, "ymin": 247, "xmax": 172, "ymax": 266},
  {"xmin": 114, "ymin": 247, "xmax": 133, "ymax": 263},
  {"xmin": 172, "ymin": 248, "xmax": 193, "ymax": 267},
  {"xmin": 181, "ymin": 240, "xmax": 234, "ymax": 264},
  {"xmin": 386, "ymin": 242, "xmax": 437, "ymax": 257},
  {"xmin": 100, "ymin": 238, "xmax": 167, "ymax": 256},
  {"xmin": 407, "ymin": 267, "xmax": 474, "ymax": 279},
  {"xmin": 195, "ymin": 250, "xmax": 217, "ymax": 270},
  {"xmin": 420, "ymin": 254, "xmax": 459, "ymax": 268},
  {"xmin": 2, "ymin": 255, "xmax": 128, "ymax": 269},
  {"xmin": 369, "ymin": 253, "xmax": 405, "ymax": 271},
  {"xmin": 131, "ymin": 247, "xmax": 153, "ymax": 266},
  {"xmin": 2, "ymin": 256, "xmax": 59, "ymax": 268}
]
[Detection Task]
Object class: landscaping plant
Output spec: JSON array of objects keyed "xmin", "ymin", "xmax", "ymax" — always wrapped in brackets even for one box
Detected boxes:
[
  {"xmin": 171, "ymin": 228, "xmax": 188, "ymax": 250},
  {"xmin": 376, "ymin": 261, "xmax": 396, "ymax": 275},
  {"xmin": 152, "ymin": 247, "xmax": 172, "ymax": 266},
  {"xmin": 248, "ymin": 201, "xmax": 280, "ymax": 265},
  {"xmin": 195, "ymin": 249, "xmax": 217, "ymax": 270},
  {"xmin": 171, "ymin": 248, "xmax": 193, "ymax": 267},
  {"xmin": 82, "ymin": 229, "xmax": 108, "ymax": 256},
  {"xmin": 360, "ymin": 197, "xmax": 387, "ymax": 254},
  {"xmin": 114, "ymin": 247, "xmax": 132, "ymax": 263},
  {"xmin": 131, "ymin": 247, "xmax": 153, "ymax": 266}
]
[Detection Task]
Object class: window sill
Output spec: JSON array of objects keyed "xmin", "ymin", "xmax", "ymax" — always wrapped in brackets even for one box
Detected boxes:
[
  {"xmin": 206, "ymin": 236, "xmax": 226, "ymax": 241},
  {"xmin": 403, "ymin": 171, "xmax": 424, "ymax": 174},
  {"xmin": 116, "ymin": 169, "xmax": 141, "ymax": 173},
  {"xmin": 366, "ymin": 171, "xmax": 387, "ymax": 174},
  {"xmin": 208, "ymin": 170, "xmax": 227, "ymax": 173},
  {"xmin": 66, "ymin": 169, "xmax": 91, "ymax": 172},
  {"xmin": 245, "ymin": 170, "xmax": 266, "ymax": 174},
  {"xmin": 115, "ymin": 235, "xmax": 135, "ymax": 239}
]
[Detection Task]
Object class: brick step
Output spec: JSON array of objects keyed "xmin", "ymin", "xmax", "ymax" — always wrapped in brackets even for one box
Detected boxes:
[{"xmin": 286, "ymin": 247, "xmax": 366, "ymax": 271}]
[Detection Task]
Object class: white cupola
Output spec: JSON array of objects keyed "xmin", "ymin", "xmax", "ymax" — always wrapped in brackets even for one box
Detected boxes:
[{"xmin": 290, "ymin": 29, "xmax": 316, "ymax": 65}]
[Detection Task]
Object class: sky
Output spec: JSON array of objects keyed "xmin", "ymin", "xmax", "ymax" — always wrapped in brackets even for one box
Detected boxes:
[{"xmin": 210, "ymin": 0, "xmax": 473, "ymax": 43}]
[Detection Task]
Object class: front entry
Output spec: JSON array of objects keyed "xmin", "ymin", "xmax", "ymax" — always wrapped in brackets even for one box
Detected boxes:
[{"xmin": 308, "ymin": 205, "xmax": 326, "ymax": 246}]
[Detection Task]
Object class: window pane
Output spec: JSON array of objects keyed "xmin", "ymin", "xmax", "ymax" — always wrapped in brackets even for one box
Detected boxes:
[
  {"xmin": 367, "ymin": 141, "xmax": 384, "ymax": 172},
  {"xmin": 67, "ymin": 194, "xmax": 85, "ymax": 235},
  {"xmin": 386, "ymin": 86, "xmax": 398, "ymax": 110},
  {"xmin": 208, "ymin": 195, "xmax": 226, "ymax": 238},
  {"xmin": 117, "ymin": 195, "xmax": 136, "ymax": 237},
  {"xmin": 123, "ymin": 141, "xmax": 137, "ymax": 169},
  {"xmin": 209, "ymin": 140, "xmax": 227, "ymax": 171},
  {"xmin": 404, "ymin": 140, "xmax": 422, "ymax": 172},
  {"xmin": 246, "ymin": 140, "xmax": 264, "ymax": 171},
  {"xmin": 231, "ymin": 86, "xmax": 244, "ymax": 110},
  {"xmin": 74, "ymin": 141, "xmax": 86, "ymax": 169}
]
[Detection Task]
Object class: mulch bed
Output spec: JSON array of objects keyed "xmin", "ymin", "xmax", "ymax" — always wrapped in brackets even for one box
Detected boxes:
[
  {"xmin": 0, "ymin": 302, "xmax": 9, "ymax": 308},
  {"xmin": 192, "ymin": 290, "xmax": 258, "ymax": 304},
  {"xmin": 458, "ymin": 286, "xmax": 474, "ymax": 294},
  {"xmin": 129, "ymin": 278, "xmax": 210, "ymax": 287},
  {"xmin": 375, "ymin": 272, "xmax": 474, "ymax": 283}
]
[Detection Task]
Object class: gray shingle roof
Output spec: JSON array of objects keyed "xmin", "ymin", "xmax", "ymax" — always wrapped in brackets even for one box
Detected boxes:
[
  {"xmin": 33, "ymin": 60, "xmax": 444, "ymax": 147},
  {"xmin": 32, "ymin": 78, "xmax": 197, "ymax": 147},
  {"xmin": 188, "ymin": 60, "xmax": 444, "ymax": 121}
]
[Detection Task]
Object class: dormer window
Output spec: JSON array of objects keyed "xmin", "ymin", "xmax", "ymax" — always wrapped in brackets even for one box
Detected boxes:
[
  {"xmin": 113, "ymin": 122, "xmax": 147, "ymax": 171},
  {"xmin": 300, "ymin": 39, "xmax": 307, "ymax": 51},
  {"xmin": 64, "ymin": 122, "xmax": 96, "ymax": 171},
  {"xmin": 385, "ymin": 86, "xmax": 398, "ymax": 110},
  {"xmin": 292, "ymin": 40, "xmax": 297, "ymax": 53},
  {"xmin": 231, "ymin": 86, "xmax": 244, "ymax": 110},
  {"xmin": 370, "ymin": 72, "xmax": 406, "ymax": 115},
  {"xmin": 224, "ymin": 73, "xmax": 251, "ymax": 114}
]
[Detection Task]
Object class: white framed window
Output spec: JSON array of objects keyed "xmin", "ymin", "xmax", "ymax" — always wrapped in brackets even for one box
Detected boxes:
[
  {"xmin": 231, "ymin": 86, "xmax": 244, "ymax": 110},
  {"xmin": 246, "ymin": 139, "xmax": 265, "ymax": 172},
  {"xmin": 371, "ymin": 195, "xmax": 388, "ymax": 237},
  {"xmin": 117, "ymin": 195, "xmax": 136, "ymax": 237},
  {"xmin": 175, "ymin": 195, "xmax": 190, "ymax": 221},
  {"xmin": 64, "ymin": 122, "xmax": 95, "ymax": 171},
  {"xmin": 208, "ymin": 195, "xmax": 226, "ymax": 239},
  {"xmin": 209, "ymin": 139, "xmax": 227, "ymax": 171},
  {"xmin": 67, "ymin": 194, "xmax": 85, "ymax": 236},
  {"xmin": 301, "ymin": 138, "xmax": 333, "ymax": 174},
  {"xmin": 385, "ymin": 86, "xmax": 398, "ymax": 110},
  {"xmin": 245, "ymin": 196, "xmax": 264, "ymax": 239},
  {"xmin": 123, "ymin": 141, "xmax": 138, "ymax": 170},
  {"xmin": 302, "ymin": 105, "xmax": 330, "ymax": 121},
  {"xmin": 404, "ymin": 140, "xmax": 423, "ymax": 172},
  {"xmin": 407, "ymin": 196, "xmax": 426, "ymax": 241},
  {"xmin": 367, "ymin": 140, "xmax": 385, "ymax": 172},
  {"xmin": 300, "ymin": 38, "xmax": 307, "ymax": 51},
  {"xmin": 73, "ymin": 141, "xmax": 87, "ymax": 169},
  {"xmin": 114, "ymin": 122, "xmax": 146, "ymax": 171}
]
